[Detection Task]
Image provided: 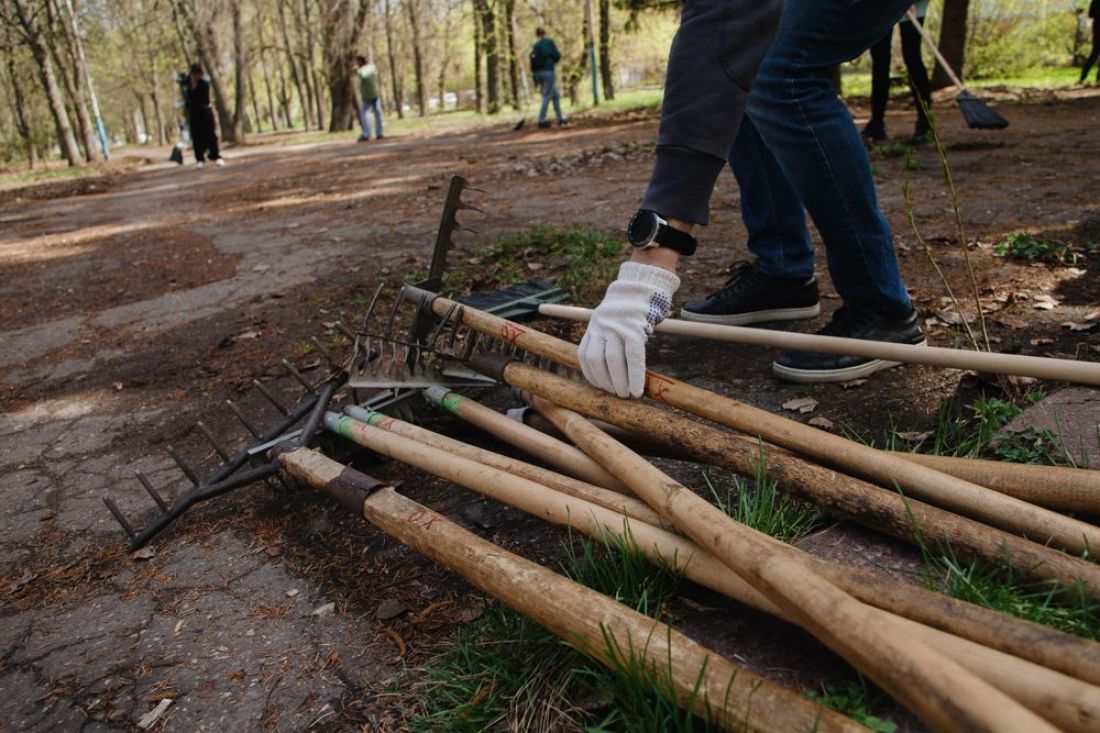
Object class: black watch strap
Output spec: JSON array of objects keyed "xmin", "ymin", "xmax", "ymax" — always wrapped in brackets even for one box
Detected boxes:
[{"xmin": 655, "ymin": 222, "xmax": 698, "ymax": 256}]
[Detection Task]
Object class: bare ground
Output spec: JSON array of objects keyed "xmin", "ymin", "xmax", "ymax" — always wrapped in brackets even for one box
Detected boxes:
[{"xmin": 1, "ymin": 88, "xmax": 1098, "ymax": 731}]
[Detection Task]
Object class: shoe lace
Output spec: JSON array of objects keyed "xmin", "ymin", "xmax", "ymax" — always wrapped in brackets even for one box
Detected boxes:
[{"xmin": 705, "ymin": 261, "xmax": 755, "ymax": 300}]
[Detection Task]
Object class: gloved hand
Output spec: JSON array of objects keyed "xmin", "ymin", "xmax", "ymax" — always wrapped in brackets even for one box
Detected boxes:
[{"xmin": 578, "ymin": 261, "xmax": 680, "ymax": 398}]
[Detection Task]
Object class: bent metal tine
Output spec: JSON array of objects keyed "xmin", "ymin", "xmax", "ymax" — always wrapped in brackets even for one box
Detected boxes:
[
  {"xmin": 166, "ymin": 446, "xmax": 201, "ymax": 486},
  {"xmin": 134, "ymin": 471, "xmax": 169, "ymax": 512},
  {"xmin": 281, "ymin": 358, "xmax": 318, "ymax": 394},
  {"xmin": 226, "ymin": 399, "xmax": 262, "ymax": 438},
  {"xmin": 252, "ymin": 379, "xmax": 290, "ymax": 416},
  {"xmin": 309, "ymin": 337, "xmax": 341, "ymax": 369},
  {"xmin": 103, "ymin": 498, "xmax": 136, "ymax": 539},
  {"xmin": 196, "ymin": 421, "xmax": 231, "ymax": 463}
]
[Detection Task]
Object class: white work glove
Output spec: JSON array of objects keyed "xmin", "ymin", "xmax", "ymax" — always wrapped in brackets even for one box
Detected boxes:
[{"xmin": 578, "ymin": 261, "xmax": 680, "ymax": 399}]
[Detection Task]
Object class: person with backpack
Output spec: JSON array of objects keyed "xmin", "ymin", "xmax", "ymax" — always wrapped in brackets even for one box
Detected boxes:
[{"xmin": 530, "ymin": 27, "xmax": 567, "ymax": 128}]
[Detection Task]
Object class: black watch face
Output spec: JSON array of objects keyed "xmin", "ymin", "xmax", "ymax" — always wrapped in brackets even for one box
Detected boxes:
[{"xmin": 627, "ymin": 211, "xmax": 658, "ymax": 246}]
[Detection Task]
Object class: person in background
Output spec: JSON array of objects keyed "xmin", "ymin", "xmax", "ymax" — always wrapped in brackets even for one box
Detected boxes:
[
  {"xmin": 355, "ymin": 55, "xmax": 384, "ymax": 141},
  {"xmin": 863, "ymin": 1, "xmax": 933, "ymax": 143},
  {"xmin": 1080, "ymin": 0, "xmax": 1100, "ymax": 84},
  {"xmin": 530, "ymin": 27, "xmax": 567, "ymax": 129},
  {"xmin": 185, "ymin": 62, "xmax": 224, "ymax": 168}
]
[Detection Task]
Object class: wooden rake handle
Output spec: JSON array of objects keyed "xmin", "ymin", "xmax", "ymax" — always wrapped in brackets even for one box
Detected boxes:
[{"xmin": 538, "ymin": 303, "xmax": 1100, "ymax": 386}]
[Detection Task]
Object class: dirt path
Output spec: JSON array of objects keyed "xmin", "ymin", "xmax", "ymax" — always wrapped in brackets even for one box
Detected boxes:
[{"xmin": 1, "ymin": 90, "xmax": 1098, "ymax": 730}]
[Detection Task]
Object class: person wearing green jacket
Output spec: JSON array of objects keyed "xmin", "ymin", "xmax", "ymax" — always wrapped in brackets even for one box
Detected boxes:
[
  {"xmin": 354, "ymin": 55, "xmax": 383, "ymax": 141},
  {"xmin": 530, "ymin": 28, "xmax": 567, "ymax": 128}
]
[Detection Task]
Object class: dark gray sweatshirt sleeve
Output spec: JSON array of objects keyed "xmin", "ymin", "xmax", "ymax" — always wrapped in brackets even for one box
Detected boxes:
[{"xmin": 641, "ymin": 0, "xmax": 784, "ymax": 226}]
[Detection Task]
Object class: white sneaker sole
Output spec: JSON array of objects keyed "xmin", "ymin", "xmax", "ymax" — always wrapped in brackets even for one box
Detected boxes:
[
  {"xmin": 771, "ymin": 339, "xmax": 928, "ymax": 384},
  {"xmin": 679, "ymin": 303, "xmax": 821, "ymax": 326}
]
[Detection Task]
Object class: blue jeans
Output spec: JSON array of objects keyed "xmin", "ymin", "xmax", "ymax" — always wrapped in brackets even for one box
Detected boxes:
[
  {"xmin": 729, "ymin": 0, "xmax": 913, "ymax": 314},
  {"xmin": 359, "ymin": 98, "xmax": 383, "ymax": 139},
  {"xmin": 534, "ymin": 69, "xmax": 563, "ymax": 124}
]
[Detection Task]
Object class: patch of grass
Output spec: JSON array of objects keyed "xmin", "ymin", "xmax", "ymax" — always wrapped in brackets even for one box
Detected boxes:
[
  {"xmin": 804, "ymin": 677, "xmax": 898, "ymax": 733},
  {"xmin": 869, "ymin": 141, "xmax": 912, "ymax": 159},
  {"xmin": 701, "ymin": 449, "xmax": 823, "ymax": 543},
  {"xmin": 885, "ymin": 391, "xmax": 1074, "ymax": 466},
  {"xmin": 444, "ymin": 225, "xmax": 626, "ymax": 301},
  {"xmin": 927, "ymin": 551, "xmax": 1100, "ymax": 641},
  {"xmin": 403, "ymin": 533, "xmax": 715, "ymax": 732},
  {"xmin": 994, "ymin": 231, "xmax": 1080, "ymax": 266}
]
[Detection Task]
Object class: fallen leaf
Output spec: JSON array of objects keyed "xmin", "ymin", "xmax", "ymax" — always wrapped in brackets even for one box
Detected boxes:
[
  {"xmin": 286, "ymin": 589, "xmax": 300, "ymax": 598},
  {"xmin": 781, "ymin": 397, "xmax": 818, "ymax": 413},
  {"xmin": 808, "ymin": 417, "xmax": 834, "ymax": 429},
  {"xmin": 455, "ymin": 604, "xmax": 484, "ymax": 623},
  {"xmin": 839, "ymin": 379, "xmax": 868, "ymax": 389},
  {"xmin": 527, "ymin": 262, "xmax": 543, "ymax": 271},
  {"xmin": 896, "ymin": 431, "xmax": 932, "ymax": 443},
  {"xmin": 137, "ymin": 699, "xmax": 173, "ymax": 730},
  {"xmin": 234, "ymin": 330, "xmax": 260, "ymax": 341},
  {"xmin": 1064, "ymin": 321, "xmax": 1097, "ymax": 332},
  {"xmin": 264, "ymin": 544, "xmax": 283, "ymax": 558},
  {"xmin": 1030, "ymin": 337, "xmax": 1055, "ymax": 346},
  {"xmin": 131, "ymin": 547, "xmax": 155, "ymax": 561}
]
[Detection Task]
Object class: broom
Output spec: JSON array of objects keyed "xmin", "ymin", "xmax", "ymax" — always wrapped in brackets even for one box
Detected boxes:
[{"xmin": 907, "ymin": 8, "xmax": 1009, "ymax": 130}]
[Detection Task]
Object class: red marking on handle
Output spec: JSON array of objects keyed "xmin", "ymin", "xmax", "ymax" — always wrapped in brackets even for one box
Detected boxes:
[
  {"xmin": 407, "ymin": 508, "xmax": 441, "ymax": 530},
  {"xmin": 645, "ymin": 372, "xmax": 675, "ymax": 401},
  {"xmin": 499, "ymin": 323, "xmax": 526, "ymax": 345},
  {"xmin": 379, "ymin": 417, "xmax": 396, "ymax": 430}
]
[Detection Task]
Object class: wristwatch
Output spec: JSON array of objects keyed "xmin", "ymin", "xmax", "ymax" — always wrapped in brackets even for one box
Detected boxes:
[{"xmin": 626, "ymin": 210, "xmax": 698, "ymax": 256}]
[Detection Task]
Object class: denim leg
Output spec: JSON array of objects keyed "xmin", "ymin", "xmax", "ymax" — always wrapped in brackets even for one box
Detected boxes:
[
  {"xmin": 371, "ymin": 100, "xmax": 383, "ymax": 137},
  {"xmin": 728, "ymin": 116, "xmax": 814, "ymax": 278},
  {"xmin": 365, "ymin": 100, "xmax": 378, "ymax": 138},
  {"xmin": 536, "ymin": 71, "xmax": 552, "ymax": 123},
  {"xmin": 550, "ymin": 75, "xmax": 563, "ymax": 121},
  {"xmin": 745, "ymin": 0, "xmax": 913, "ymax": 313}
]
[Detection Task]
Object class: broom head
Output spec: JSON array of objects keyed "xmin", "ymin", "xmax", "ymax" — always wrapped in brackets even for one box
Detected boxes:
[{"xmin": 955, "ymin": 90, "xmax": 1009, "ymax": 130}]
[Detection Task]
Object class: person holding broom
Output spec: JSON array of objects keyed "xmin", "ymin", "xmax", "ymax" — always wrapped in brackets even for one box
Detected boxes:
[{"xmin": 578, "ymin": 0, "xmax": 926, "ymax": 398}]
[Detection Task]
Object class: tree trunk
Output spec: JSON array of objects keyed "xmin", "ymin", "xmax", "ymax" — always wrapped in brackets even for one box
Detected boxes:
[
  {"xmin": 172, "ymin": 0, "xmax": 238, "ymax": 142},
  {"xmin": 598, "ymin": 0, "xmax": 615, "ymax": 100},
  {"xmin": 300, "ymin": 0, "xmax": 326, "ymax": 127},
  {"xmin": 46, "ymin": 0, "xmax": 96, "ymax": 160},
  {"xmin": 933, "ymin": 0, "xmax": 970, "ymax": 89},
  {"xmin": 503, "ymin": 0, "xmax": 520, "ymax": 110},
  {"xmin": 254, "ymin": 3, "xmax": 280, "ymax": 130},
  {"xmin": 383, "ymin": 0, "xmax": 405, "ymax": 118},
  {"xmin": 277, "ymin": 0, "xmax": 309, "ymax": 127},
  {"xmin": 473, "ymin": 7, "xmax": 484, "ymax": 113},
  {"xmin": 474, "ymin": 0, "xmax": 499, "ymax": 113},
  {"xmin": 406, "ymin": 0, "xmax": 427, "ymax": 116},
  {"xmin": 232, "ymin": 1, "xmax": 248, "ymax": 141},
  {"xmin": 4, "ymin": 34, "xmax": 39, "ymax": 168},
  {"xmin": 11, "ymin": 0, "xmax": 81, "ymax": 166}
]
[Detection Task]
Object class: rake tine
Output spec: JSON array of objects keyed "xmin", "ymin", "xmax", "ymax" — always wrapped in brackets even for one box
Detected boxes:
[
  {"xmin": 360, "ymin": 283, "xmax": 386, "ymax": 330},
  {"xmin": 309, "ymin": 336, "xmax": 341, "ymax": 369},
  {"xmin": 167, "ymin": 446, "xmax": 201, "ymax": 486},
  {"xmin": 334, "ymin": 321, "xmax": 358, "ymax": 343},
  {"xmin": 135, "ymin": 471, "xmax": 170, "ymax": 512},
  {"xmin": 103, "ymin": 498, "xmax": 136, "ymax": 539},
  {"xmin": 252, "ymin": 379, "xmax": 290, "ymax": 416},
  {"xmin": 226, "ymin": 399, "xmax": 262, "ymax": 438},
  {"xmin": 282, "ymin": 358, "xmax": 318, "ymax": 395},
  {"xmin": 195, "ymin": 421, "xmax": 231, "ymax": 463},
  {"xmin": 460, "ymin": 331, "xmax": 481, "ymax": 361}
]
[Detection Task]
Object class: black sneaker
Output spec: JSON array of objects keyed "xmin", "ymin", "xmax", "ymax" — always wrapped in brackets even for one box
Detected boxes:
[
  {"xmin": 680, "ymin": 261, "xmax": 820, "ymax": 326},
  {"xmin": 772, "ymin": 304, "xmax": 926, "ymax": 383}
]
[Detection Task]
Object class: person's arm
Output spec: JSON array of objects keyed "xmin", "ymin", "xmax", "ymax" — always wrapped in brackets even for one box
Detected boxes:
[
  {"xmin": 549, "ymin": 40, "xmax": 561, "ymax": 64},
  {"xmin": 577, "ymin": 0, "xmax": 784, "ymax": 399}
]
